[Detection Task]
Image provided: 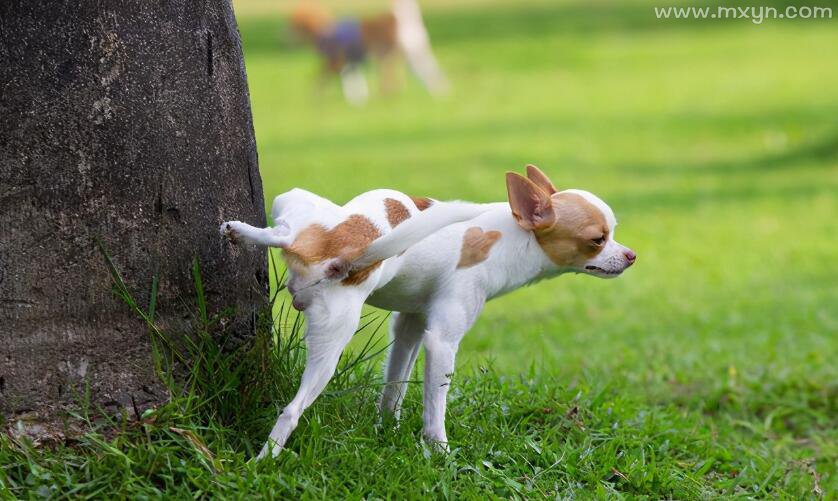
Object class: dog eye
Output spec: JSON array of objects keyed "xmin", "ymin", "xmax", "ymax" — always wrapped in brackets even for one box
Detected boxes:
[{"xmin": 591, "ymin": 236, "xmax": 605, "ymax": 246}]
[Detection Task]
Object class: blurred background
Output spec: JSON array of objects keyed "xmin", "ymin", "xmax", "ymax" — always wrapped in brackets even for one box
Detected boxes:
[{"xmin": 231, "ymin": 0, "xmax": 836, "ymax": 385}]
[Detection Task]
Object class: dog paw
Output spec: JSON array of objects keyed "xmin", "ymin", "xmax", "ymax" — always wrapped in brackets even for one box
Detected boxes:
[
  {"xmin": 421, "ymin": 433, "xmax": 451, "ymax": 454},
  {"xmin": 254, "ymin": 443, "xmax": 270, "ymax": 461},
  {"xmin": 220, "ymin": 221, "xmax": 241, "ymax": 244},
  {"xmin": 255, "ymin": 440, "xmax": 283, "ymax": 461}
]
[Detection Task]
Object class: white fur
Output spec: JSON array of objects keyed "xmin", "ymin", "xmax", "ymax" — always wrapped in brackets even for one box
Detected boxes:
[
  {"xmin": 355, "ymin": 201, "xmax": 494, "ymax": 268},
  {"xmin": 221, "ymin": 184, "xmax": 634, "ymax": 458}
]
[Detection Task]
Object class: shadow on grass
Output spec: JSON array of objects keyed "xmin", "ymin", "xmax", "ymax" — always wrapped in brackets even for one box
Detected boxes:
[
  {"xmin": 260, "ymin": 109, "xmax": 836, "ymax": 211},
  {"xmin": 610, "ymin": 182, "xmax": 832, "ymax": 213},
  {"xmin": 266, "ymin": 106, "xmax": 838, "ymax": 157},
  {"xmin": 608, "ymin": 127, "xmax": 838, "ymax": 209}
]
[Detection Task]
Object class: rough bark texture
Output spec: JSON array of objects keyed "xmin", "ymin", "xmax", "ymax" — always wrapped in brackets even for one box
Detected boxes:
[{"xmin": 0, "ymin": 0, "xmax": 267, "ymax": 433}]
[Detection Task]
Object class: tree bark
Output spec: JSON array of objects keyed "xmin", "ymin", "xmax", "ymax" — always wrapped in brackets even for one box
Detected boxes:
[{"xmin": 0, "ymin": 0, "xmax": 267, "ymax": 434}]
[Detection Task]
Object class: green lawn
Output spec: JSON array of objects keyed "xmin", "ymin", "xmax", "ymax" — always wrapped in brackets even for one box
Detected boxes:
[{"xmin": 3, "ymin": 0, "xmax": 836, "ymax": 497}]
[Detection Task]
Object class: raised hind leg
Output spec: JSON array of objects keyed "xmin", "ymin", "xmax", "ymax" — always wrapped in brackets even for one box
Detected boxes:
[{"xmin": 220, "ymin": 220, "xmax": 290, "ymax": 247}]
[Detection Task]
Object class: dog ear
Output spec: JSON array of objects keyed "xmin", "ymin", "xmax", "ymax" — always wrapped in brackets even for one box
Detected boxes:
[
  {"xmin": 506, "ymin": 172, "xmax": 556, "ymax": 231},
  {"xmin": 525, "ymin": 164, "xmax": 557, "ymax": 195},
  {"xmin": 324, "ymin": 258, "xmax": 351, "ymax": 280}
]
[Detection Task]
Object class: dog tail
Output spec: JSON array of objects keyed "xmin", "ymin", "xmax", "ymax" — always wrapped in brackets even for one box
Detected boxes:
[{"xmin": 353, "ymin": 200, "xmax": 493, "ymax": 269}]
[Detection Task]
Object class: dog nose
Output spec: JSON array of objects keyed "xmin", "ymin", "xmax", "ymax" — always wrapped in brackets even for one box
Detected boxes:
[{"xmin": 623, "ymin": 249, "xmax": 637, "ymax": 265}]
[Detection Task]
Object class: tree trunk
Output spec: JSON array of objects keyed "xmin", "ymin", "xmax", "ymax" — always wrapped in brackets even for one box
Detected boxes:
[{"xmin": 0, "ymin": 0, "xmax": 267, "ymax": 435}]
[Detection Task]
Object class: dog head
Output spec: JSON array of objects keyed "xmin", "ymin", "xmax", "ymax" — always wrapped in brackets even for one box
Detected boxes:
[
  {"xmin": 283, "ymin": 253, "xmax": 352, "ymax": 311},
  {"xmin": 506, "ymin": 165, "xmax": 636, "ymax": 278}
]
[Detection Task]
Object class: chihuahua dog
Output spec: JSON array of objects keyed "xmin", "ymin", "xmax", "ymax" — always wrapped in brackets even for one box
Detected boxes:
[{"xmin": 221, "ymin": 165, "xmax": 635, "ymax": 459}]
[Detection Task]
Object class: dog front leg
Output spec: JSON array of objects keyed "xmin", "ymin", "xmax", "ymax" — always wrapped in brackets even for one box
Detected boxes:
[
  {"xmin": 421, "ymin": 329, "xmax": 458, "ymax": 449},
  {"xmin": 257, "ymin": 290, "xmax": 365, "ymax": 459},
  {"xmin": 421, "ymin": 300, "xmax": 483, "ymax": 450}
]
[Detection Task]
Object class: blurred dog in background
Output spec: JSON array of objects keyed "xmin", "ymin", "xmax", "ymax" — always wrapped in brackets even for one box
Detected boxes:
[{"xmin": 290, "ymin": 0, "xmax": 449, "ymax": 105}]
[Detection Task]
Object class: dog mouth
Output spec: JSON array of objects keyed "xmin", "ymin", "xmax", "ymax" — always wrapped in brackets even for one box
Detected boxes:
[{"xmin": 585, "ymin": 265, "xmax": 623, "ymax": 276}]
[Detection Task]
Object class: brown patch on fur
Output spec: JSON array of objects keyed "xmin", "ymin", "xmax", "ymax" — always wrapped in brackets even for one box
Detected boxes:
[
  {"xmin": 535, "ymin": 193, "xmax": 608, "ymax": 267},
  {"xmin": 384, "ymin": 198, "xmax": 411, "ymax": 228},
  {"xmin": 341, "ymin": 262, "xmax": 382, "ymax": 285},
  {"xmin": 410, "ymin": 196, "xmax": 433, "ymax": 211},
  {"xmin": 287, "ymin": 215, "xmax": 381, "ymax": 265},
  {"xmin": 457, "ymin": 227, "xmax": 502, "ymax": 268},
  {"xmin": 282, "ymin": 251, "xmax": 310, "ymax": 277}
]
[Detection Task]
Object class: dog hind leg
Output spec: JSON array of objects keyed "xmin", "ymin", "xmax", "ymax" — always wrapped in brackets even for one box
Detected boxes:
[
  {"xmin": 220, "ymin": 220, "xmax": 290, "ymax": 248},
  {"xmin": 257, "ymin": 288, "xmax": 366, "ymax": 459},
  {"xmin": 379, "ymin": 312, "xmax": 425, "ymax": 421}
]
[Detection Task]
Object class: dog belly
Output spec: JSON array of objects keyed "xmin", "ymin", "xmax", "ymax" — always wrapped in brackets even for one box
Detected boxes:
[
  {"xmin": 365, "ymin": 277, "xmax": 430, "ymax": 313},
  {"xmin": 366, "ymin": 249, "xmax": 452, "ymax": 313},
  {"xmin": 366, "ymin": 287, "xmax": 426, "ymax": 313},
  {"xmin": 366, "ymin": 226, "xmax": 463, "ymax": 312}
]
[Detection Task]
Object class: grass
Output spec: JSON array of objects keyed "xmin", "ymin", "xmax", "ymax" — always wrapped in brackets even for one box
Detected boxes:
[{"xmin": 2, "ymin": 0, "xmax": 837, "ymax": 497}]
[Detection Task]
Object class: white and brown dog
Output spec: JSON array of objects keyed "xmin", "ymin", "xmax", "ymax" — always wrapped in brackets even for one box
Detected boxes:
[{"xmin": 221, "ymin": 165, "xmax": 635, "ymax": 459}]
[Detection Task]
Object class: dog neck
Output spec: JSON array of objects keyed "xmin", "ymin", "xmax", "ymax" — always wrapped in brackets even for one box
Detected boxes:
[{"xmin": 472, "ymin": 206, "xmax": 564, "ymax": 300}]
